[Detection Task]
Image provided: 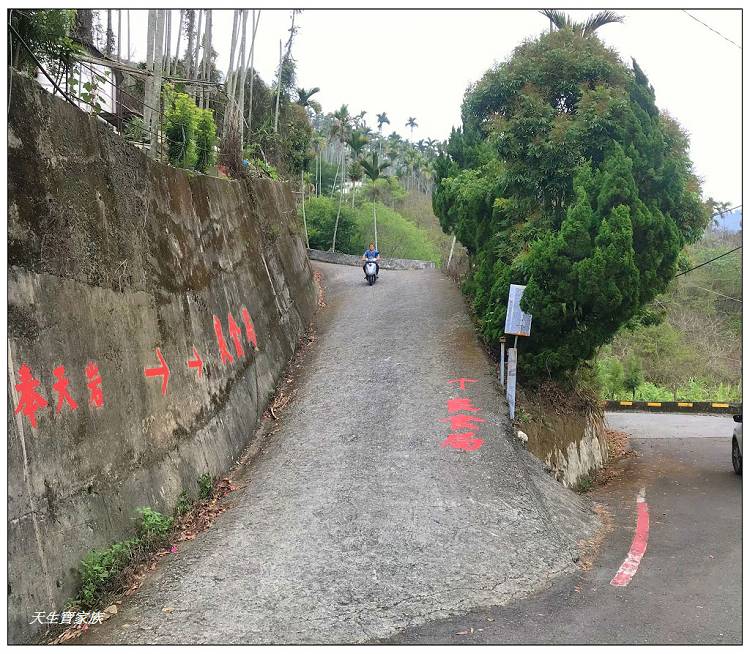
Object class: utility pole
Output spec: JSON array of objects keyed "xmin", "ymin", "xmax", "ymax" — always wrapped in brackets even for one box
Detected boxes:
[
  {"xmin": 143, "ymin": 9, "xmax": 155, "ymax": 144},
  {"xmin": 446, "ymin": 234, "xmax": 456, "ymax": 269},
  {"xmin": 148, "ymin": 10, "xmax": 166, "ymax": 159},
  {"xmin": 247, "ymin": 10, "xmax": 259, "ymax": 135}
]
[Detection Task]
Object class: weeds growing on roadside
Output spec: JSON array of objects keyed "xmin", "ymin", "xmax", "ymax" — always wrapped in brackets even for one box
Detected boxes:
[{"xmin": 198, "ymin": 473, "xmax": 214, "ymax": 500}]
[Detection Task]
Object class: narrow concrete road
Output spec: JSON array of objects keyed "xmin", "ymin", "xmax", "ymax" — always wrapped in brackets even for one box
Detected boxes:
[
  {"xmin": 390, "ymin": 412, "xmax": 742, "ymax": 644},
  {"xmin": 606, "ymin": 411, "xmax": 734, "ymax": 439},
  {"xmin": 86, "ymin": 262, "xmax": 597, "ymax": 644}
]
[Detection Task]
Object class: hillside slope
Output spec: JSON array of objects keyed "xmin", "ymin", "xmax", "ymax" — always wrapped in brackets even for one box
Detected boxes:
[{"xmin": 598, "ymin": 229, "xmax": 742, "ymax": 401}]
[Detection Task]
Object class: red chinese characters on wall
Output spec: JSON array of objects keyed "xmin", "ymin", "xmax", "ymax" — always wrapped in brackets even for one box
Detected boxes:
[
  {"xmin": 14, "ymin": 361, "xmax": 103, "ymax": 429},
  {"xmin": 85, "ymin": 362, "xmax": 104, "ymax": 407},
  {"xmin": 439, "ymin": 378, "xmax": 485, "ymax": 452},
  {"xmin": 12, "ymin": 303, "xmax": 260, "ymax": 428},
  {"xmin": 52, "ymin": 365, "xmax": 78, "ymax": 413},
  {"xmin": 13, "ymin": 364, "xmax": 49, "ymax": 428}
]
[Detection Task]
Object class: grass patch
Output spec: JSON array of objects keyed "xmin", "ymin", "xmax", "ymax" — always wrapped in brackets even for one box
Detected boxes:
[
  {"xmin": 197, "ymin": 473, "xmax": 213, "ymax": 501},
  {"xmin": 353, "ymin": 202, "xmax": 442, "ymax": 264},
  {"xmin": 72, "ymin": 473, "xmax": 218, "ymax": 612},
  {"xmin": 174, "ymin": 490, "xmax": 192, "ymax": 517},
  {"xmin": 74, "ymin": 506, "xmax": 173, "ymax": 611},
  {"xmin": 573, "ymin": 474, "xmax": 594, "ymax": 494}
]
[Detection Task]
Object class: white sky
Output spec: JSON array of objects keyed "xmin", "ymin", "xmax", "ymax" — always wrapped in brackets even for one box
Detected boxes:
[{"xmin": 119, "ymin": 7, "xmax": 741, "ymax": 206}]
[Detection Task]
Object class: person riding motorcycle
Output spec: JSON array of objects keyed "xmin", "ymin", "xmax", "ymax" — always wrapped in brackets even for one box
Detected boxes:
[{"xmin": 362, "ymin": 242, "xmax": 380, "ymax": 278}]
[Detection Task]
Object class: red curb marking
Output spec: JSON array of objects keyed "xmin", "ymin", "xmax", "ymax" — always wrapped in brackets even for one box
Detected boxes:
[
  {"xmin": 144, "ymin": 348, "xmax": 171, "ymax": 396},
  {"xmin": 610, "ymin": 488, "xmax": 649, "ymax": 587},
  {"xmin": 187, "ymin": 347, "xmax": 204, "ymax": 379}
]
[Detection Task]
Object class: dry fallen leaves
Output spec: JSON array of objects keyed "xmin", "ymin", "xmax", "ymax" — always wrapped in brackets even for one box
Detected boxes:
[
  {"xmin": 314, "ymin": 271, "xmax": 327, "ymax": 307},
  {"xmin": 605, "ymin": 428, "xmax": 633, "ymax": 461},
  {"xmin": 576, "ymin": 503, "xmax": 615, "ymax": 572}
]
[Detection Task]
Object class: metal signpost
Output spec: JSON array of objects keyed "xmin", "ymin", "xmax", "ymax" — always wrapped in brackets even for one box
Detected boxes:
[
  {"xmin": 503, "ymin": 284, "xmax": 533, "ymax": 421},
  {"xmin": 499, "ymin": 336, "xmax": 506, "ymax": 388},
  {"xmin": 506, "ymin": 348, "xmax": 518, "ymax": 419}
]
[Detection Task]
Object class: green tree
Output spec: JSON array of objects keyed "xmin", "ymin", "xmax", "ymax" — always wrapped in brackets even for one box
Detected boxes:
[
  {"xmin": 361, "ymin": 152, "xmax": 390, "ymax": 249},
  {"xmin": 164, "ymin": 86, "xmax": 198, "ymax": 169},
  {"xmin": 302, "ymin": 196, "xmax": 357, "ymax": 252},
  {"xmin": 10, "ymin": 9, "xmax": 79, "ymax": 74},
  {"xmin": 432, "ymin": 25, "xmax": 709, "ymax": 383},
  {"xmin": 623, "ymin": 355, "xmax": 644, "ymax": 400},
  {"xmin": 405, "ymin": 116, "xmax": 418, "ymax": 139},
  {"xmin": 296, "ymin": 86, "xmax": 321, "ymax": 114},
  {"xmin": 194, "ymin": 108, "xmax": 217, "ymax": 172},
  {"xmin": 540, "ymin": 9, "xmax": 624, "ymax": 36},
  {"xmin": 346, "ymin": 130, "xmax": 369, "ymax": 159}
]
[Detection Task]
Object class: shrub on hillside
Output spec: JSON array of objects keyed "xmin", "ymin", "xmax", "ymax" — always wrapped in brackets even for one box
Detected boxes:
[
  {"xmin": 353, "ymin": 203, "xmax": 441, "ymax": 264},
  {"xmin": 300, "ymin": 196, "xmax": 357, "ymax": 253}
]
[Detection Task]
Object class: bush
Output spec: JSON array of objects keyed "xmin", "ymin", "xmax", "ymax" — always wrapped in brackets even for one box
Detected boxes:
[
  {"xmin": 124, "ymin": 116, "xmax": 146, "ymax": 143},
  {"xmin": 197, "ymin": 473, "xmax": 213, "ymax": 501},
  {"xmin": 136, "ymin": 507, "xmax": 174, "ymax": 547},
  {"xmin": 164, "ymin": 87, "xmax": 198, "ymax": 169},
  {"xmin": 174, "ymin": 490, "xmax": 192, "ymax": 517},
  {"xmin": 634, "ymin": 382, "xmax": 672, "ymax": 402},
  {"xmin": 10, "ymin": 9, "xmax": 79, "ymax": 72},
  {"xmin": 75, "ymin": 505, "xmax": 180, "ymax": 610},
  {"xmin": 301, "ymin": 196, "xmax": 357, "ymax": 253},
  {"xmin": 247, "ymin": 157, "xmax": 279, "ymax": 180},
  {"xmin": 194, "ymin": 108, "xmax": 217, "ymax": 173},
  {"xmin": 596, "ymin": 355, "xmax": 625, "ymax": 398},
  {"xmin": 77, "ymin": 538, "xmax": 139, "ymax": 609}
]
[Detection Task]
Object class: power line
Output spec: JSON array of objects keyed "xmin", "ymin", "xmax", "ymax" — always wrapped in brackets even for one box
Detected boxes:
[
  {"xmin": 710, "ymin": 203, "xmax": 742, "ymax": 217},
  {"xmin": 682, "ymin": 10, "xmax": 742, "ymax": 50},
  {"xmin": 674, "ymin": 245, "xmax": 742, "ymax": 278},
  {"xmin": 684, "ymin": 283, "xmax": 742, "ymax": 303},
  {"xmin": 8, "ymin": 21, "xmax": 77, "ymax": 107}
]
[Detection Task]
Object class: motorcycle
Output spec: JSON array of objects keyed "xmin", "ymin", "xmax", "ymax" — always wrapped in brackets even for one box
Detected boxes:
[{"xmin": 364, "ymin": 260, "xmax": 378, "ymax": 286}]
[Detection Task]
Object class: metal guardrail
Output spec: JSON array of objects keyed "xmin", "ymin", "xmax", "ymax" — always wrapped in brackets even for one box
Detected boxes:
[{"xmin": 605, "ymin": 400, "xmax": 741, "ymax": 414}]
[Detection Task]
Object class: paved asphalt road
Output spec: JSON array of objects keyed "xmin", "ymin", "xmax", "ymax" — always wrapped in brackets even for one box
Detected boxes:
[
  {"xmin": 389, "ymin": 412, "xmax": 742, "ymax": 644},
  {"xmin": 84, "ymin": 262, "xmax": 598, "ymax": 645}
]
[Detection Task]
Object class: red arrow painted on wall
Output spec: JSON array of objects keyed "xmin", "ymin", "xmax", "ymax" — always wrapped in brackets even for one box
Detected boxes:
[
  {"xmin": 144, "ymin": 348, "xmax": 170, "ymax": 395},
  {"xmin": 187, "ymin": 346, "xmax": 204, "ymax": 379}
]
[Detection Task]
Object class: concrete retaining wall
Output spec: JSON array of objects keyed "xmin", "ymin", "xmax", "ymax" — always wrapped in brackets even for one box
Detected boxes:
[
  {"xmin": 7, "ymin": 73, "xmax": 317, "ymax": 642},
  {"xmin": 522, "ymin": 411, "xmax": 608, "ymax": 489},
  {"xmin": 307, "ymin": 248, "xmax": 436, "ymax": 270}
]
